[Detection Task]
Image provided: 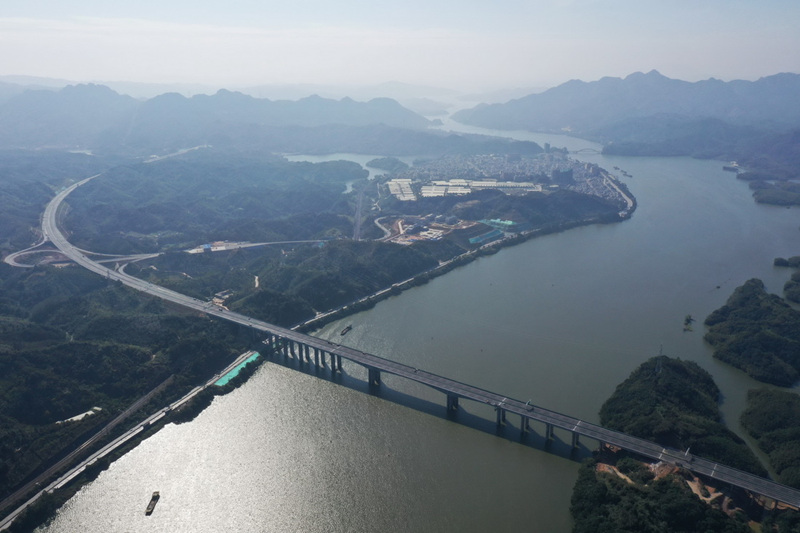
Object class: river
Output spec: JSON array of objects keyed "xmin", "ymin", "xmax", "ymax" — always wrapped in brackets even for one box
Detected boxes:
[{"xmin": 37, "ymin": 127, "xmax": 799, "ymax": 532}]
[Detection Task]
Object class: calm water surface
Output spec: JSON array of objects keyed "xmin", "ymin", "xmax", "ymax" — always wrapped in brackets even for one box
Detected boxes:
[{"xmin": 39, "ymin": 131, "xmax": 800, "ymax": 532}]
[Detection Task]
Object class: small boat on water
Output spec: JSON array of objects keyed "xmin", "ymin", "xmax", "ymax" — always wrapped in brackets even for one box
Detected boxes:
[
  {"xmin": 145, "ymin": 491, "xmax": 160, "ymax": 516},
  {"xmin": 340, "ymin": 325, "xmax": 352, "ymax": 336}
]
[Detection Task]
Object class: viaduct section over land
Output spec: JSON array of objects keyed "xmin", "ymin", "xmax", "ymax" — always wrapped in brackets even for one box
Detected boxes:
[{"xmin": 38, "ymin": 170, "xmax": 800, "ymax": 510}]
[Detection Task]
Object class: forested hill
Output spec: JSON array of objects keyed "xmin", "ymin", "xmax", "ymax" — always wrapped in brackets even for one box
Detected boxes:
[
  {"xmin": 570, "ymin": 356, "xmax": 767, "ymax": 533},
  {"xmin": 0, "ymin": 84, "xmax": 549, "ymax": 157},
  {"xmin": 0, "ymin": 84, "xmax": 430, "ymax": 153},
  {"xmin": 599, "ymin": 356, "xmax": 765, "ymax": 475},
  {"xmin": 453, "ymin": 71, "xmax": 800, "ymax": 166},
  {"xmin": 704, "ymin": 279, "xmax": 800, "ymax": 386},
  {"xmin": 453, "ymin": 71, "xmax": 800, "ymax": 133}
]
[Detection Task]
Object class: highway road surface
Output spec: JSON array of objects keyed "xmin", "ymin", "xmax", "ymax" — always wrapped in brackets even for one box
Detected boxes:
[{"xmin": 30, "ymin": 168, "xmax": 800, "ymax": 511}]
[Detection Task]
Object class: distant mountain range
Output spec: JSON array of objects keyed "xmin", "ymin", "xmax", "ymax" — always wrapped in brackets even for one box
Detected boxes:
[
  {"xmin": 453, "ymin": 70, "xmax": 800, "ymax": 133},
  {"xmin": 453, "ymin": 71, "xmax": 800, "ymax": 169},
  {"xmin": 0, "ymin": 84, "xmax": 432, "ymax": 153}
]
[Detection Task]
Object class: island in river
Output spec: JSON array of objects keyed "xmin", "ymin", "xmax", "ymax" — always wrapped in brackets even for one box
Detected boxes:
[
  {"xmin": 571, "ymin": 356, "xmax": 797, "ymax": 533},
  {"xmin": 704, "ymin": 278, "xmax": 800, "ymax": 387}
]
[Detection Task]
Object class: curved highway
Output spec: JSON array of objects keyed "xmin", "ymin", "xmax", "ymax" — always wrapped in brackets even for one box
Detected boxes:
[{"xmin": 38, "ymin": 169, "xmax": 800, "ymax": 510}]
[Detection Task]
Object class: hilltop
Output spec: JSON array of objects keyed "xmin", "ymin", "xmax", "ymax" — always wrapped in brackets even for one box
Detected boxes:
[
  {"xmin": 453, "ymin": 71, "xmax": 800, "ymax": 168},
  {"xmin": 0, "ymin": 84, "xmax": 432, "ymax": 155},
  {"xmin": 453, "ymin": 71, "xmax": 800, "ymax": 133}
]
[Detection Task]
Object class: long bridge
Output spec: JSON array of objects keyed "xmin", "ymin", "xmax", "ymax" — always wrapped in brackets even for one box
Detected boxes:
[{"xmin": 36, "ymin": 170, "xmax": 800, "ymax": 510}]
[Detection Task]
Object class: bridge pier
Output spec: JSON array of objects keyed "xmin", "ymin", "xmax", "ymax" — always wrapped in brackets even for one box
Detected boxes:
[
  {"xmin": 272, "ymin": 336, "xmax": 279, "ymax": 357},
  {"xmin": 545, "ymin": 424, "xmax": 554, "ymax": 441},
  {"xmin": 314, "ymin": 348, "xmax": 320, "ymax": 368},
  {"xmin": 496, "ymin": 407, "xmax": 506, "ymax": 427},
  {"xmin": 281, "ymin": 339, "xmax": 289, "ymax": 358},
  {"xmin": 521, "ymin": 416, "xmax": 530, "ymax": 435},
  {"xmin": 262, "ymin": 335, "xmax": 272, "ymax": 356},
  {"xmin": 446, "ymin": 394, "xmax": 459, "ymax": 413},
  {"xmin": 571, "ymin": 432, "xmax": 580, "ymax": 449},
  {"xmin": 289, "ymin": 341, "xmax": 297, "ymax": 359},
  {"xmin": 368, "ymin": 368, "xmax": 381, "ymax": 387}
]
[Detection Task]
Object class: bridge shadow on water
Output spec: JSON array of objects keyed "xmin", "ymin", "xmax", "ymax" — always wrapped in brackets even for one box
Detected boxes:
[{"xmin": 262, "ymin": 347, "xmax": 595, "ymax": 465}]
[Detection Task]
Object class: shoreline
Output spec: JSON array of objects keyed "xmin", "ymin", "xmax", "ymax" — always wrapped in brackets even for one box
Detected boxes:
[
  {"xmin": 0, "ymin": 349, "xmax": 265, "ymax": 531},
  {"xmin": 0, "ymin": 162, "xmax": 637, "ymax": 531},
  {"xmin": 296, "ymin": 192, "xmax": 636, "ymax": 335}
]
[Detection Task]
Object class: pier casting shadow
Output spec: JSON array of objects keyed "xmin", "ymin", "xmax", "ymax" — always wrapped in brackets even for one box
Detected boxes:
[{"xmin": 264, "ymin": 348, "xmax": 595, "ymax": 464}]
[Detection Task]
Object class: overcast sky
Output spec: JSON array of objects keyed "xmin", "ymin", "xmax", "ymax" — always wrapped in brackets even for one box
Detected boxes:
[{"xmin": 2, "ymin": 0, "xmax": 799, "ymax": 91}]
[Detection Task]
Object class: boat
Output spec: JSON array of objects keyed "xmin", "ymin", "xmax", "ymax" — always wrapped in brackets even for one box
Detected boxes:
[
  {"xmin": 145, "ymin": 491, "xmax": 160, "ymax": 516},
  {"xmin": 340, "ymin": 325, "xmax": 352, "ymax": 336}
]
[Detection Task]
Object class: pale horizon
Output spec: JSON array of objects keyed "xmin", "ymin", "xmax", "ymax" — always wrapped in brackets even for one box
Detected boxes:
[{"xmin": 1, "ymin": 0, "xmax": 799, "ymax": 94}]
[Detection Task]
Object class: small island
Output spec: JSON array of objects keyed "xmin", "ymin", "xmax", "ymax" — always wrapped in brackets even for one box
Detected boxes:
[
  {"xmin": 704, "ymin": 279, "xmax": 800, "ymax": 386},
  {"xmin": 571, "ymin": 356, "xmax": 791, "ymax": 533}
]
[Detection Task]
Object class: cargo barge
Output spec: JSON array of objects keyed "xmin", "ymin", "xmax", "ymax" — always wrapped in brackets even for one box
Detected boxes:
[{"xmin": 145, "ymin": 491, "xmax": 160, "ymax": 516}]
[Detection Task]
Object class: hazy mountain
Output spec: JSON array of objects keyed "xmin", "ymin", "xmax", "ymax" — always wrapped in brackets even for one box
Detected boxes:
[
  {"xmin": 0, "ymin": 84, "xmax": 431, "ymax": 152},
  {"xmin": 453, "ymin": 71, "xmax": 800, "ymax": 133},
  {"xmin": 0, "ymin": 75, "xmax": 73, "ymax": 90},
  {"xmin": 238, "ymin": 80, "xmax": 460, "ymax": 104},
  {"xmin": 0, "ymin": 84, "xmax": 138, "ymax": 148},
  {"xmin": 0, "ymin": 81, "xmax": 28, "ymax": 105},
  {"xmin": 100, "ymin": 81, "xmax": 221, "ymax": 99},
  {"xmin": 457, "ymin": 86, "xmax": 549, "ymax": 106}
]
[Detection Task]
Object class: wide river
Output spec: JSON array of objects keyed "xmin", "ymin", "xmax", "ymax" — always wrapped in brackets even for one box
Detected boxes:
[{"xmin": 39, "ymin": 125, "xmax": 799, "ymax": 532}]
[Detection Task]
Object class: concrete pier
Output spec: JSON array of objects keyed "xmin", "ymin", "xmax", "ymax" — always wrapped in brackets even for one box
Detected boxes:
[
  {"xmin": 368, "ymin": 368, "xmax": 381, "ymax": 387},
  {"xmin": 447, "ymin": 394, "xmax": 459, "ymax": 412}
]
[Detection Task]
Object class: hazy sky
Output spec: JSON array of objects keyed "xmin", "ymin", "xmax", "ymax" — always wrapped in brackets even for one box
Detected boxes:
[{"xmin": 2, "ymin": 0, "xmax": 799, "ymax": 91}]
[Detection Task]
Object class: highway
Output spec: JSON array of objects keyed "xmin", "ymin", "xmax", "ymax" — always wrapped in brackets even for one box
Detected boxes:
[{"xmin": 36, "ymin": 169, "xmax": 800, "ymax": 509}]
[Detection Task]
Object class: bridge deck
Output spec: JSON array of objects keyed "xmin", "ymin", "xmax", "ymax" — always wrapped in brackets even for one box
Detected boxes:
[
  {"xmin": 259, "ymin": 323, "xmax": 800, "ymax": 508},
  {"xmin": 42, "ymin": 174, "xmax": 800, "ymax": 510}
]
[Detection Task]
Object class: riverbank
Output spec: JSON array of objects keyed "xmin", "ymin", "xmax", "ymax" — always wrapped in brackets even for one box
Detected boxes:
[
  {"xmin": 29, "ymin": 134, "xmax": 800, "ymax": 533},
  {"xmin": 1, "ymin": 185, "xmax": 636, "ymax": 530},
  {"xmin": 0, "ymin": 350, "xmax": 265, "ymax": 532},
  {"xmin": 295, "ymin": 209, "xmax": 632, "ymax": 334}
]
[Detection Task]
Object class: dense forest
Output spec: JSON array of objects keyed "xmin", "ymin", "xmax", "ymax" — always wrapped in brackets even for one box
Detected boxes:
[
  {"xmin": 366, "ymin": 156, "xmax": 409, "ymax": 173},
  {"xmin": 773, "ymin": 257, "xmax": 800, "ymax": 303},
  {"xmin": 64, "ymin": 152, "xmax": 365, "ymax": 254},
  {"xmin": 704, "ymin": 279, "xmax": 800, "ymax": 386},
  {"xmin": 58, "ymin": 149, "xmax": 622, "ymax": 326},
  {"xmin": 570, "ymin": 458, "xmax": 752, "ymax": 533},
  {"xmin": 571, "ymin": 356, "xmax": 769, "ymax": 532},
  {"xmin": 0, "ymin": 151, "xmax": 114, "ymax": 254},
  {"xmin": 125, "ymin": 239, "xmax": 455, "ymax": 325},
  {"xmin": 598, "ymin": 356, "xmax": 765, "ymax": 475},
  {"xmin": 0, "ymin": 263, "xmax": 250, "ymax": 501},
  {"xmin": 741, "ymin": 388, "xmax": 800, "ymax": 489}
]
